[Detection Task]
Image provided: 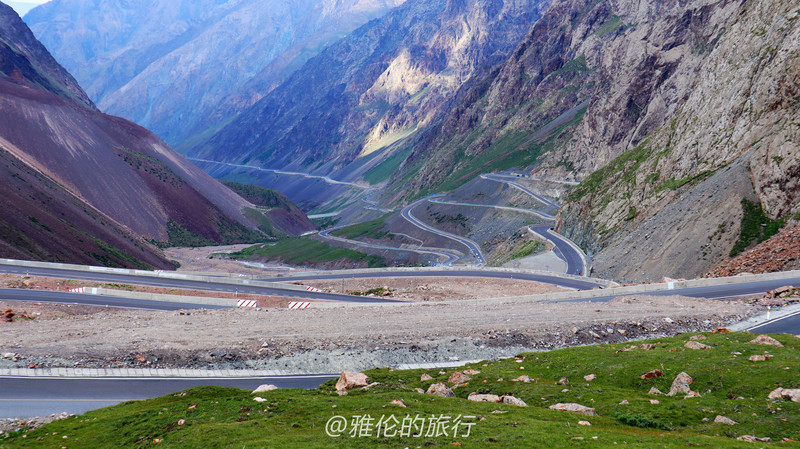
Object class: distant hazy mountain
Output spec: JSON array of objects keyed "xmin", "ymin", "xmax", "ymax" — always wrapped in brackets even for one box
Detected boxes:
[
  {"xmin": 25, "ymin": 0, "xmax": 405, "ymax": 147},
  {"xmin": 4, "ymin": 1, "xmax": 46, "ymax": 17},
  {"xmin": 189, "ymin": 0, "xmax": 549, "ymax": 175},
  {"xmin": 0, "ymin": 2, "xmax": 312, "ymax": 267}
]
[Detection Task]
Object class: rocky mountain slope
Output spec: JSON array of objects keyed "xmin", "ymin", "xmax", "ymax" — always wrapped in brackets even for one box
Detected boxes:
[
  {"xmin": 24, "ymin": 0, "xmax": 405, "ymax": 147},
  {"xmin": 554, "ymin": 0, "xmax": 800, "ymax": 281},
  {"xmin": 379, "ymin": 0, "xmax": 799, "ymax": 281},
  {"xmin": 0, "ymin": 2, "xmax": 311, "ymax": 267},
  {"xmin": 188, "ymin": 0, "xmax": 550, "ymax": 175}
]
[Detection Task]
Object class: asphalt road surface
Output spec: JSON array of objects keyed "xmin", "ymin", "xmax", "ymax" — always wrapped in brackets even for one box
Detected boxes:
[
  {"xmin": 480, "ymin": 173, "xmax": 561, "ymax": 210},
  {"xmin": 529, "ymin": 226, "xmax": 587, "ymax": 277},
  {"xmin": 746, "ymin": 308, "xmax": 800, "ymax": 334},
  {"xmin": 0, "ymin": 375, "xmax": 335, "ymax": 418},
  {"xmin": 0, "ymin": 263, "xmax": 397, "ymax": 307},
  {"xmin": 260, "ymin": 269, "xmax": 605, "ymax": 290},
  {"xmin": 401, "ymin": 197, "xmax": 486, "ymax": 265}
]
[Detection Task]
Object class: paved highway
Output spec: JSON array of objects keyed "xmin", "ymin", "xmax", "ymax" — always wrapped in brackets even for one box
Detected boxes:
[
  {"xmin": 746, "ymin": 307, "xmax": 800, "ymax": 334},
  {"xmin": 481, "ymin": 173, "xmax": 561, "ymax": 209},
  {"xmin": 529, "ymin": 226, "xmax": 587, "ymax": 276},
  {"xmin": 401, "ymin": 197, "xmax": 486, "ymax": 265},
  {"xmin": 554, "ymin": 275, "xmax": 800, "ymax": 304},
  {"xmin": 260, "ymin": 269, "xmax": 605, "ymax": 290},
  {"xmin": 0, "ymin": 288, "xmax": 227, "ymax": 310},
  {"xmin": 0, "ymin": 263, "xmax": 397, "ymax": 307},
  {"xmin": 0, "ymin": 375, "xmax": 335, "ymax": 418},
  {"xmin": 429, "ymin": 198, "xmax": 555, "ymax": 220}
]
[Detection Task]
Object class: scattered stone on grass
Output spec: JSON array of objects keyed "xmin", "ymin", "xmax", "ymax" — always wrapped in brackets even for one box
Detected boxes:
[
  {"xmin": 335, "ymin": 371, "xmax": 369, "ymax": 392},
  {"xmin": 641, "ymin": 369, "xmax": 664, "ymax": 380},
  {"xmin": 685, "ymin": 341, "xmax": 712, "ymax": 350},
  {"xmin": 448, "ymin": 371, "xmax": 471, "ymax": 385},
  {"xmin": 667, "ymin": 372, "xmax": 696, "ymax": 396},
  {"xmin": 548, "ymin": 403, "xmax": 597, "ymax": 416},
  {"xmin": 736, "ymin": 435, "xmax": 771, "ymax": 443},
  {"xmin": 748, "ymin": 335, "xmax": 783, "ymax": 347},
  {"xmin": 768, "ymin": 388, "xmax": 800, "ymax": 402},
  {"xmin": 252, "ymin": 384, "xmax": 278, "ymax": 394},
  {"xmin": 426, "ymin": 382, "xmax": 455, "ymax": 398},
  {"xmin": 468, "ymin": 393, "xmax": 500, "ymax": 403},
  {"xmin": 714, "ymin": 415, "xmax": 738, "ymax": 425},
  {"xmin": 502, "ymin": 396, "xmax": 528, "ymax": 407}
]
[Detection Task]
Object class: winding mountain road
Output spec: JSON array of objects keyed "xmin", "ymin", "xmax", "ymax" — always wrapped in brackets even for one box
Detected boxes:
[
  {"xmin": 401, "ymin": 197, "xmax": 486, "ymax": 265},
  {"xmin": 188, "ymin": 157, "xmax": 370, "ymax": 189},
  {"xmin": 480, "ymin": 173, "xmax": 588, "ymax": 276},
  {"xmin": 317, "ymin": 227, "xmax": 460, "ymax": 266}
]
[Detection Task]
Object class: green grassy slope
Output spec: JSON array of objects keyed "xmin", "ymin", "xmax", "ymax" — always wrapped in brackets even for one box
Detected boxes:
[{"xmin": 4, "ymin": 332, "xmax": 798, "ymax": 448}]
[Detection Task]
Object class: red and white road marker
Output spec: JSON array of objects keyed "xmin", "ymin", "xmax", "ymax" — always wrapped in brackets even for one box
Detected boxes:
[
  {"xmin": 237, "ymin": 299, "xmax": 258, "ymax": 308},
  {"xmin": 288, "ymin": 301, "xmax": 311, "ymax": 309},
  {"xmin": 305, "ymin": 286, "xmax": 322, "ymax": 293}
]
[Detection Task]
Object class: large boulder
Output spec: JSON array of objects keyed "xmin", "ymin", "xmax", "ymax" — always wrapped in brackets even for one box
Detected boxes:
[{"xmin": 335, "ymin": 371, "xmax": 369, "ymax": 392}]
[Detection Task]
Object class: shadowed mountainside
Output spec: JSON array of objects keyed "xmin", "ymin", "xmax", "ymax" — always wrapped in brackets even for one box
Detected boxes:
[
  {"xmin": 0, "ymin": 2, "xmax": 312, "ymax": 267},
  {"xmin": 25, "ymin": 0, "xmax": 405, "ymax": 147}
]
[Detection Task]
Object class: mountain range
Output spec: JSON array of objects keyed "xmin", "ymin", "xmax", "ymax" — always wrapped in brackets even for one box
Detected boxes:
[
  {"xmin": 11, "ymin": 0, "xmax": 800, "ymax": 280},
  {"xmin": 0, "ymin": 2, "xmax": 313, "ymax": 268},
  {"xmin": 24, "ymin": 0, "xmax": 405, "ymax": 147}
]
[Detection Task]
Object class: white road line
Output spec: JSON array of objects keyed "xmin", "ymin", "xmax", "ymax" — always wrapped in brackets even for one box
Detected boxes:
[{"xmin": 747, "ymin": 309, "xmax": 800, "ymax": 331}]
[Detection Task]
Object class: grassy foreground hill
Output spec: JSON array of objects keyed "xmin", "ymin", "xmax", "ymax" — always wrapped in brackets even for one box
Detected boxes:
[{"xmin": 3, "ymin": 332, "xmax": 799, "ymax": 448}]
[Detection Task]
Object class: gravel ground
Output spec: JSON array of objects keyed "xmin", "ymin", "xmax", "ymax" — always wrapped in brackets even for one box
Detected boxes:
[{"xmin": 0, "ymin": 294, "xmax": 756, "ymax": 373}]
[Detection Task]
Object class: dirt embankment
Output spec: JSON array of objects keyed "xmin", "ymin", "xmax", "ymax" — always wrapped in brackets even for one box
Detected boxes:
[{"xmin": 0, "ymin": 294, "xmax": 755, "ymax": 373}]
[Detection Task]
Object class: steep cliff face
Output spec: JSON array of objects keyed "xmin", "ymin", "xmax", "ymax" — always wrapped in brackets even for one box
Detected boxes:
[
  {"xmin": 555, "ymin": 0, "xmax": 800, "ymax": 281},
  {"xmin": 190, "ymin": 0, "xmax": 549, "ymax": 173},
  {"xmin": 25, "ymin": 0, "xmax": 404, "ymax": 146}
]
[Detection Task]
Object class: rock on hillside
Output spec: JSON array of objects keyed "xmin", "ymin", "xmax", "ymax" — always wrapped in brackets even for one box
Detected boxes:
[
  {"xmin": 189, "ymin": 0, "xmax": 550, "ymax": 175},
  {"xmin": 25, "ymin": 0, "xmax": 405, "ymax": 146},
  {"xmin": 0, "ymin": 4, "xmax": 283, "ymax": 267}
]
